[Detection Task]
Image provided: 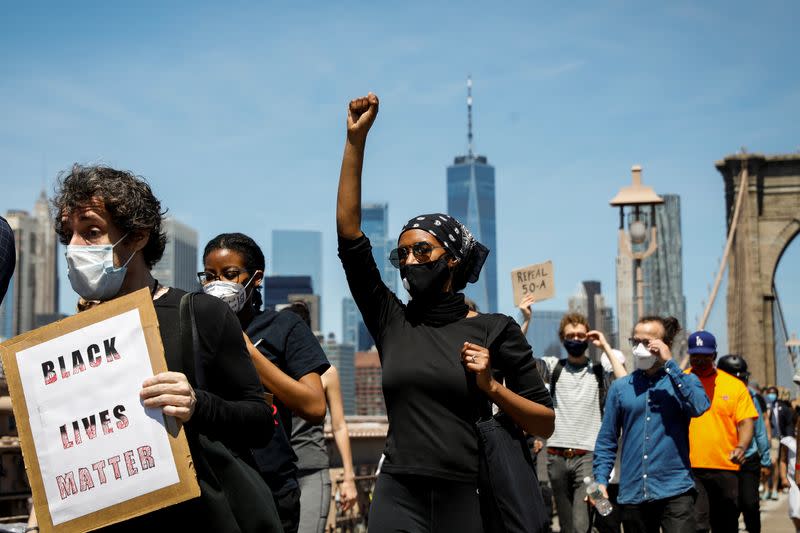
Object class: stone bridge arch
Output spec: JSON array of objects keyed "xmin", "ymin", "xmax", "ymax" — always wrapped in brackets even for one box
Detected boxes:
[{"xmin": 716, "ymin": 153, "xmax": 800, "ymax": 386}]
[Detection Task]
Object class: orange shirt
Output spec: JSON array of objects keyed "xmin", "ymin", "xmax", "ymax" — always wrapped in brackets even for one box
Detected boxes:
[{"xmin": 686, "ymin": 368, "xmax": 758, "ymax": 470}]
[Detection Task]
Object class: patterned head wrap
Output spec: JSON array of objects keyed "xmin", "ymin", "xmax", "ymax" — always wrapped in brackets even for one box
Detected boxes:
[{"xmin": 400, "ymin": 213, "xmax": 489, "ymax": 291}]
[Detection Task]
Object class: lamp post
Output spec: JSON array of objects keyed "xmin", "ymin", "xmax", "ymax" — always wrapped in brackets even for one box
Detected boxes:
[{"xmin": 610, "ymin": 165, "xmax": 664, "ymax": 320}]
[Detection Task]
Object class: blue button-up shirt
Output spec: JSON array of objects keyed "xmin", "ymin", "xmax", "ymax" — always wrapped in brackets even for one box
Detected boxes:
[
  {"xmin": 746, "ymin": 389, "xmax": 771, "ymax": 467},
  {"xmin": 593, "ymin": 359, "xmax": 710, "ymax": 504}
]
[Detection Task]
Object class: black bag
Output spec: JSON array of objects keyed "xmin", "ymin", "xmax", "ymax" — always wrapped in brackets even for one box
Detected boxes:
[{"xmin": 178, "ymin": 293, "xmax": 282, "ymax": 533}]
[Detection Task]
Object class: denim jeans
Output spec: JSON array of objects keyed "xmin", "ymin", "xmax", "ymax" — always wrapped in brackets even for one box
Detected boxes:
[{"xmin": 546, "ymin": 452, "xmax": 593, "ymax": 533}]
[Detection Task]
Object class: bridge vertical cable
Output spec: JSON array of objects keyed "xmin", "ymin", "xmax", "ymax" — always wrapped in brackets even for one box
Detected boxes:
[{"xmin": 697, "ymin": 162, "xmax": 749, "ymax": 333}]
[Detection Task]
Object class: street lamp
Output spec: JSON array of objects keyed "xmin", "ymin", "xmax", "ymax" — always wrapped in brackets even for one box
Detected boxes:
[{"xmin": 610, "ymin": 165, "xmax": 664, "ymax": 320}]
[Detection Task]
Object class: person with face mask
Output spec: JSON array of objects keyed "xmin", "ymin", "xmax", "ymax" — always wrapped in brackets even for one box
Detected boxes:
[
  {"xmin": 46, "ymin": 165, "xmax": 279, "ymax": 532},
  {"xmin": 593, "ymin": 316, "xmax": 709, "ymax": 533},
  {"xmin": 537, "ymin": 312, "xmax": 625, "ymax": 533},
  {"xmin": 716, "ymin": 355, "xmax": 771, "ymax": 533},
  {"xmin": 336, "ymin": 93, "xmax": 554, "ymax": 532},
  {"xmin": 201, "ymin": 232, "xmax": 330, "ymax": 533},
  {"xmin": 685, "ymin": 330, "xmax": 758, "ymax": 532},
  {"xmin": 765, "ymin": 384, "xmax": 795, "ymax": 501}
]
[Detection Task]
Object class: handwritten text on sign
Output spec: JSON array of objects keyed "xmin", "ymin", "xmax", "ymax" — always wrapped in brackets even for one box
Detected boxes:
[
  {"xmin": 511, "ymin": 260, "xmax": 555, "ymax": 306},
  {"xmin": 17, "ymin": 309, "xmax": 179, "ymax": 526}
]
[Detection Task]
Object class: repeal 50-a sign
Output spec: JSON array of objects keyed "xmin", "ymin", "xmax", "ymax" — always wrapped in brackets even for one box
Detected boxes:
[
  {"xmin": 0, "ymin": 289, "xmax": 199, "ymax": 532},
  {"xmin": 510, "ymin": 260, "xmax": 556, "ymax": 306}
]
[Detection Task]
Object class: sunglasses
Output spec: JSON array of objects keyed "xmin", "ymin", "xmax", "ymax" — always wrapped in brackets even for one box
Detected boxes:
[{"xmin": 389, "ymin": 242, "xmax": 447, "ymax": 268}]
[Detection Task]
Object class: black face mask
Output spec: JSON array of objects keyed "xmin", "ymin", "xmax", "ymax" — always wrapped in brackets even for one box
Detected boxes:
[
  {"xmin": 563, "ymin": 339, "xmax": 588, "ymax": 357},
  {"xmin": 400, "ymin": 258, "xmax": 451, "ymax": 299}
]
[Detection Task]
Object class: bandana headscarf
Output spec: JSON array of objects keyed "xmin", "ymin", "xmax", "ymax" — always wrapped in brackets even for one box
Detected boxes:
[{"xmin": 400, "ymin": 213, "xmax": 489, "ymax": 292}]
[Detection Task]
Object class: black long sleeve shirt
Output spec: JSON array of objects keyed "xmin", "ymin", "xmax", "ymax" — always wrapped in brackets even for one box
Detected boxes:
[{"xmin": 339, "ymin": 235, "xmax": 551, "ymax": 482}]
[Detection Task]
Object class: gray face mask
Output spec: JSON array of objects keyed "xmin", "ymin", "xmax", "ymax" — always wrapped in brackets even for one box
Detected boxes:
[{"xmin": 65, "ymin": 234, "xmax": 136, "ymax": 301}]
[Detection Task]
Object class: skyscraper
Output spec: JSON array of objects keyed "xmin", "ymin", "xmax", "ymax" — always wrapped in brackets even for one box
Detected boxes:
[
  {"xmin": 271, "ymin": 230, "xmax": 323, "ymax": 294},
  {"xmin": 323, "ymin": 336, "xmax": 356, "ymax": 415},
  {"xmin": 264, "ymin": 276, "xmax": 313, "ymax": 310},
  {"xmin": 446, "ymin": 77, "xmax": 497, "ymax": 312},
  {"xmin": 342, "ymin": 297, "xmax": 374, "ymax": 352},
  {"xmin": 0, "ymin": 192, "xmax": 59, "ymax": 338},
  {"xmin": 642, "ymin": 194, "xmax": 687, "ymax": 329},
  {"xmin": 151, "ymin": 217, "xmax": 198, "ymax": 293},
  {"xmin": 362, "ymin": 203, "xmax": 396, "ymax": 293}
]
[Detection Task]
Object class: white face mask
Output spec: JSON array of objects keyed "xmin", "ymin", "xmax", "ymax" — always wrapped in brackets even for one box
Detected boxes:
[
  {"xmin": 633, "ymin": 342, "xmax": 657, "ymax": 371},
  {"xmin": 66, "ymin": 234, "xmax": 136, "ymax": 301},
  {"xmin": 202, "ymin": 274, "xmax": 258, "ymax": 313}
]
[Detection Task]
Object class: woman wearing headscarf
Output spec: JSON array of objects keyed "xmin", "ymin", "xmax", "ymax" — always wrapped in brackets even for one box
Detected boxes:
[{"xmin": 336, "ymin": 93, "xmax": 554, "ymax": 532}]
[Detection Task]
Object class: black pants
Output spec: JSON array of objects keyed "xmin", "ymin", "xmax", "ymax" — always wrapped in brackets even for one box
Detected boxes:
[
  {"xmin": 593, "ymin": 483, "xmax": 622, "ymax": 533},
  {"xmin": 619, "ymin": 490, "xmax": 696, "ymax": 533},
  {"xmin": 694, "ymin": 468, "xmax": 739, "ymax": 532},
  {"xmin": 273, "ymin": 484, "xmax": 301, "ymax": 533},
  {"xmin": 368, "ymin": 472, "xmax": 483, "ymax": 533},
  {"xmin": 738, "ymin": 455, "xmax": 761, "ymax": 533}
]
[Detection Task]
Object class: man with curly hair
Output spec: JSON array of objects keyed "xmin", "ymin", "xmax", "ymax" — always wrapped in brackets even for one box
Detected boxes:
[{"xmin": 29, "ymin": 164, "xmax": 281, "ymax": 532}]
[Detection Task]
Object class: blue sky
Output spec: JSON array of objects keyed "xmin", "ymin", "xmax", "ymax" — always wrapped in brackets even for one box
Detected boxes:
[{"xmin": 1, "ymin": 1, "xmax": 798, "ymax": 354}]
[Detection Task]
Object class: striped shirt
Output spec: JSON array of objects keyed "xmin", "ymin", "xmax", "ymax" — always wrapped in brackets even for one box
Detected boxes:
[{"xmin": 542, "ymin": 356, "xmax": 605, "ymax": 451}]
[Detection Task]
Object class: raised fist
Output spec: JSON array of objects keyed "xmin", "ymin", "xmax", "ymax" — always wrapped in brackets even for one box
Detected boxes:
[{"xmin": 347, "ymin": 92, "xmax": 379, "ymax": 145}]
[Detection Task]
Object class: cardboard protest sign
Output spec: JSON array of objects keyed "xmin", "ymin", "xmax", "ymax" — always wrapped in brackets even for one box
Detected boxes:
[
  {"xmin": 511, "ymin": 261, "xmax": 555, "ymax": 306},
  {"xmin": 0, "ymin": 288, "xmax": 199, "ymax": 532}
]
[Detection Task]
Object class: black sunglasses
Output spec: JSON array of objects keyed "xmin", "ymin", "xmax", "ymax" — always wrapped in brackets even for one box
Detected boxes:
[
  {"xmin": 197, "ymin": 269, "xmax": 249, "ymax": 285},
  {"xmin": 389, "ymin": 242, "xmax": 447, "ymax": 268}
]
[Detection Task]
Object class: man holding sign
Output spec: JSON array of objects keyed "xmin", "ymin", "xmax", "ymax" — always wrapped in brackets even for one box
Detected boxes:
[{"xmin": 18, "ymin": 165, "xmax": 280, "ymax": 532}]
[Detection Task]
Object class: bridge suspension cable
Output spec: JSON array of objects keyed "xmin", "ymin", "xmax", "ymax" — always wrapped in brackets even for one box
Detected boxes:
[{"xmin": 697, "ymin": 162, "xmax": 749, "ymax": 331}]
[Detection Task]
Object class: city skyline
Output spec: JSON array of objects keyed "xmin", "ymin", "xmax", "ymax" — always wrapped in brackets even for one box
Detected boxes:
[
  {"xmin": 1, "ymin": 3, "xmax": 798, "ymax": 356},
  {"xmin": 0, "ymin": 192, "xmax": 60, "ymax": 339}
]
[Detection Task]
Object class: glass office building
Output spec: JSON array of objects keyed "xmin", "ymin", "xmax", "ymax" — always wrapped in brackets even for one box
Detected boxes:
[
  {"xmin": 271, "ymin": 230, "xmax": 323, "ymax": 295},
  {"xmin": 362, "ymin": 203, "xmax": 397, "ymax": 293},
  {"xmin": 447, "ymin": 155, "xmax": 497, "ymax": 312}
]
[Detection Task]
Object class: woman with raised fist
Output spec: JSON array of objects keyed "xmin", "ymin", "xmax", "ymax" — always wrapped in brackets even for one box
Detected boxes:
[{"xmin": 336, "ymin": 93, "xmax": 554, "ymax": 532}]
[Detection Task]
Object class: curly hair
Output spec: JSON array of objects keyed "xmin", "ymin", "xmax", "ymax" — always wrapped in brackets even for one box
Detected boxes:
[
  {"xmin": 203, "ymin": 233, "xmax": 266, "ymax": 311},
  {"xmin": 52, "ymin": 165, "xmax": 167, "ymax": 269},
  {"xmin": 558, "ymin": 312, "xmax": 589, "ymax": 340}
]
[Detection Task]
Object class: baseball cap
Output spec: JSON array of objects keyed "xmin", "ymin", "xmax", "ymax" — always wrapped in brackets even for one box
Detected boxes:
[{"xmin": 688, "ymin": 330, "xmax": 717, "ymax": 355}]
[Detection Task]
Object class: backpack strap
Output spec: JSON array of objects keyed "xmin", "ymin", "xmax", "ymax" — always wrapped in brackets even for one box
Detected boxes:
[
  {"xmin": 592, "ymin": 362, "xmax": 607, "ymax": 416},
  {"xmin": 178, "ymin": 292, "xmax": 203, "ymax": 389},
  {"xmin": 549, "ymin": 359, "xmax": 567, "ymax": 404}
]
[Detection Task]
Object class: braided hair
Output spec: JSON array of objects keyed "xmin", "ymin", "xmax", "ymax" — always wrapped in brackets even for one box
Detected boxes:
[{"xmin": 203, "ymin": 233, "xmax": 265, "ymax": 311}]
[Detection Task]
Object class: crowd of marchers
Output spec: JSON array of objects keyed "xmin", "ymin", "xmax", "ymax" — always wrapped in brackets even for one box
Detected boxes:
[{"xmin": 1, "ymin": 92, "xmax": 799, "ymax": 533}]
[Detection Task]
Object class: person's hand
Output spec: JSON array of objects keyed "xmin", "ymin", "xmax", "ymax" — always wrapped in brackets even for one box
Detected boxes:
[
  {"xmin": 646, "ymin": 338, "xmax": 673, "ymax": 362},
  {"xmin": 533, "ymin": 439, "xmax": 544, "ymax": 455},
  {"xmin": 347, "ymin": 93, "xmax": 379, "ymax": 146},
  {"xmin": 338, "ymin": 478, "xmax": 358, "ymax": 512},
  {"xmin": 140, "ymin": 371, "xmax": 197, "ymax": 422},
  {"xmin": 730, "ymin": 446, "xmax": 746, "ymax": 465},
  {"xmin": 587, "ymin": 330, "xmax": 610, "ymax": 350},
  {"xmin": 587, "ymin": 483, "xmax": 609, "ymax": 506},
  {"xmin": 518, "ymin": 294, "xmax": 535, "ymax": 321},
  {"xmin": 795, "ymin": 467, "xmax": 800, "ymax": 487},
  {"xmin": 461, "ymin": 342, "xmax": 495, "ymax": 393}
]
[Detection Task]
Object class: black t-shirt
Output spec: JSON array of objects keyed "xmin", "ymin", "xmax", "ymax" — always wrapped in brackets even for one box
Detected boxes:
[
  {"xmin": 100, "ymin": 288, "xmax": 273, "ymax": 531},
  {"xmin": 246, "ymin": 309, "xmax": 330, "ymax": 491},
  {"xmin": 339, "ymin": 235, "xmax": 552, "ymax": 483}
]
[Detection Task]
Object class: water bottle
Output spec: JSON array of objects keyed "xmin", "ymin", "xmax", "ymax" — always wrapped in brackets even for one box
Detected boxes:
[{"xmin": 584, "ymin": 476, "xmax": 613, "ymax": 516}]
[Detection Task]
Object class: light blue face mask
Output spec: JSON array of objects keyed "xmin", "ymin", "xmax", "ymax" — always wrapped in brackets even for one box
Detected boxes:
[{"xmin": 65, "ymin": 234, "xmax": 136, "ymax": 301}]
